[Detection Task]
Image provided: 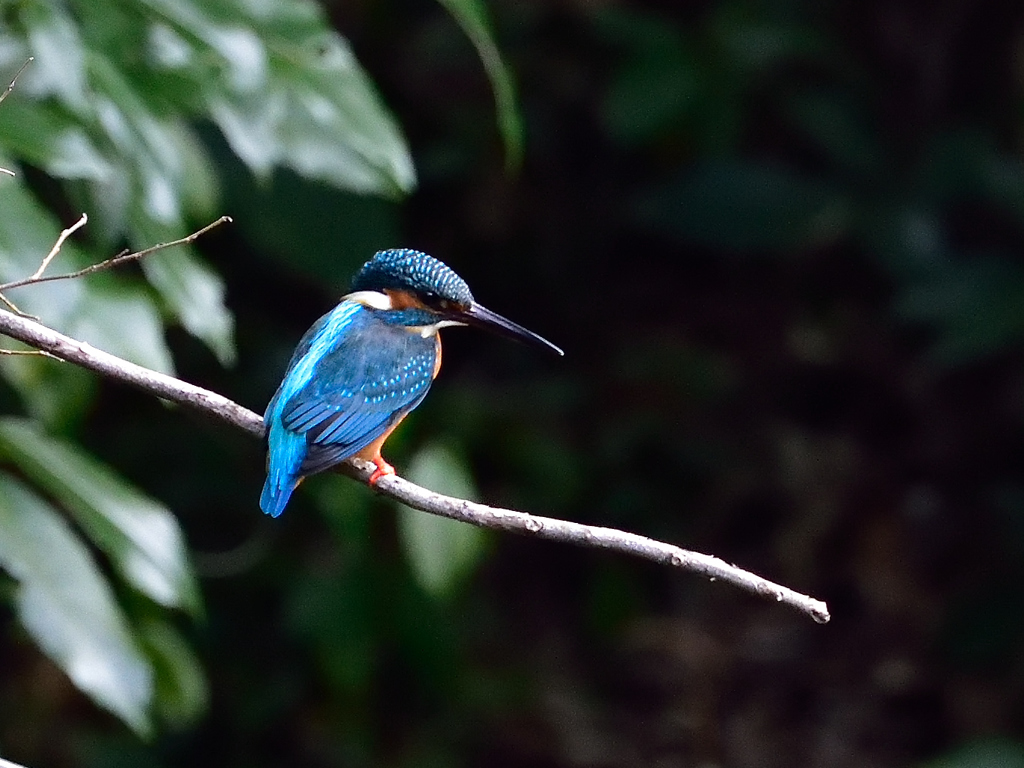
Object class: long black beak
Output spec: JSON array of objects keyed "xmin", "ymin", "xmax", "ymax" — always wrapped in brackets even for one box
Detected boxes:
[{"xmin": 460, "ymin": 302, "xmax": 564, "ymax": 356}]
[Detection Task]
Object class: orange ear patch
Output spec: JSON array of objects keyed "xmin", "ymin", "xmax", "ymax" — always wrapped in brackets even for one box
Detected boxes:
[{"xmin": 384, "ymin": 289, "xmax": 427, "ymax": 310}]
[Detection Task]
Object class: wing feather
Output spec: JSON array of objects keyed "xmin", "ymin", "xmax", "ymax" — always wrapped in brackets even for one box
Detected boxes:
[{"xmin": 273, "ymin": 308, "xmax": 437, "ymax": 475}]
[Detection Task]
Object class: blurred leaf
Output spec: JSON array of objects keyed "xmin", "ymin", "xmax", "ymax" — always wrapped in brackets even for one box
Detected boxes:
[
  {"xmin": 138, "ymin": 245, "xmax": 235, "ymax": 367},
  {"xmin": 71, "ymin": 283, "xmax": 175, "ymax": 375},
  {"xmin": 139, "ymin": 618, "xmax": 209, "ymax": 728},
  {"xmin": 88, "ymin": 51, "xmax": 186, "ymax": 227},
  {"xmin": 167, "ymin": 123, "xmax": 220, "ymax": 220},
  {"xmin": 0, "ymin": 418, "xmax": 201, "ymax": 615},
  {"xmin": 193, "ymin": 0, "xmax": 415, "ymax": 195},
  {"xmin": 920, "ymin": 131, "xmax": 1024, "ymax": 227},
  {"xmin": 787, "ymin": 89, "xmax": 882, "ymax": 176},
  {"xmin": 287, "ymin": 565, "xmax": 378, "ymax": 695},
  {"xmin": 436, "ymin": 0, "xmax": 524, "ymax": 167},
  {"xmin": 896, "ymin": 255, "xmax": 1024, "ymax": 364},
  {"xmin": 711, "ymin": 4, "xmax": 826, "ymax": 70},
  {"xmin": 600, "ymin": 13, "xmax": 699, "ymax": 145},
  {"xmin": 220, "ymin": 162, "xmax": 398, "ymax": 291},
  {"xmin": 0, "ymin": 474, "xmax": 152, "ymax": 736},
  {"xmin": 136, "ymin": 0, "xmax": 269, "ymax": 93},
  {"xmin": 397, "ymin": 443, "xmax": 488, "ymax": 599},
  {"xmin": 637, "ymin": 160, "xmax": 850, "ymax": 252},
  {"xmin": 861, "ymin": 203, "xmax": 946, "ymax": 277},
  {"xmin": 69, "ymin": 52, "xmax": 235, "ymax": 361},
  {"xmin": 0, "ymin": 355, "xmax": 97, "ymax": 431},
  {"xmin": 19, "ymin": 0, "xmax": 89, "ymax": 112},
  {"xmin": 0, "ymin": 99, "xmax": 113, "ymax": 180},
  {"xmin": 926, "ymin": 738, "xmax": 1024, "ymax": 768}
]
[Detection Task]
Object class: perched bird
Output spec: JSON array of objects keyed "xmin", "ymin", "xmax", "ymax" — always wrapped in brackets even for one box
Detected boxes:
[{"xmin": 260, "ymin": 248, "xmax": 563, "ymax": 517}]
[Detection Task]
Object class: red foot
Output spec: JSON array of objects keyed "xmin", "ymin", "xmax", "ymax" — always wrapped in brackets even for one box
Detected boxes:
[{"xmin": 367, "ymin": 456, "xmax": 396, "ymax": 486}]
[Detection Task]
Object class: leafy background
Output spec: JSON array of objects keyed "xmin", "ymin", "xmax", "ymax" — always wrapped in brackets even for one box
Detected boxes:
[{"xmin": 2, "ymin": 0, "xmax": 1024, "ymax": 767}]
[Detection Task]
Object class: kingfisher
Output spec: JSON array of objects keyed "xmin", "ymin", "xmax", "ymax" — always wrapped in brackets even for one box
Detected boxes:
[{"xmin": 260, "ymin": 248, "xmax": 563, "ymax": 517}]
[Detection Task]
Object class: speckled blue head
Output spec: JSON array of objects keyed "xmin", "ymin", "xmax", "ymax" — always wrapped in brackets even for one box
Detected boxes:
[{"xmin": 351, "ymin": 249, "xmax": 475, "ymax": 306}]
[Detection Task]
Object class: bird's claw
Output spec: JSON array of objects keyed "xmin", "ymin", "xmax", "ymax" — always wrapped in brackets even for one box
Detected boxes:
[{"xmin": 367, "ymin": 457, "xmax": 396, "ymax": 486}]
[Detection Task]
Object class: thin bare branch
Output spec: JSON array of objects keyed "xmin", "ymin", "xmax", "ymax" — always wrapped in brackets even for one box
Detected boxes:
[
  {"xmin": 0, "ymin": 216, "xmax": 233, "ymax": 293},
  {"xmin": 0, "ymin": 57, "xmax": 33, "ymax": 108},
  {"xmin": 0, "ymin": 347, "xmax": 59, "ymax": 360},
  {"xmin": 1, "ymin": 753, "xmax": 33, "ymax": 768},
  {"xmin": 0, "ymin": 305, "xmax": 830, "ymax": 624},
  {"xmin": 0, "ymin": 292, "xmax": 23, "ymax": 314},
  {"xmin": 30, "ymin": 213, "xmax": 88, "ymax": 280},
  {"xmin": 0, "ymin": 59, "xmax": 32, "ymax": 178}
]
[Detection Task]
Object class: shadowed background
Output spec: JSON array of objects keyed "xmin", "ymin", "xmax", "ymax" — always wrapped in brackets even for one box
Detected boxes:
[{"xmin": 2, "ymin": 1, "xmax": 1024, "ymax": 767}]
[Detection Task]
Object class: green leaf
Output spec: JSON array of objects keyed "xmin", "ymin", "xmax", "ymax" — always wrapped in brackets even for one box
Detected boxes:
[
  {"xmin": 137, "ymin": 0, "xmax": 269, "ymax": 92},
  {"xmin": 139, "ymin": 245, "xmax": 236, "ymax": 366},
  {"xmin": 71, "ymin": 283, "xmax": 175, "ymax": 375},
  {"xmin": 0, "ymin": 473, "xmax": 153, "ymax": 735},
  {"xmin": 896, "ymin": 255, "xmax": 1024, "ymax": 364},
  {"xmin": 436, "ymin": 0, "xmax": 524, "ymax": 168},
  {"xmin": 0, "ymin": 99, "xmax": 113, "ymax": 180},
  {"xmin": 636, "ymin": 160, "xmax": 851, "ymax": 253},
  {"xmin": 0, "ymin": 355, "xmax": 97, "ymax": 431},
  {"xmin": 0, "ymin": 418, "xmax": 201, "ymax": 615},
  {"xmin": 87, "ymin": 51, "xmax": 187, "ymax": 226},
  {"xmin": 18, "ymin": 0, "xmax": 89, "ymax": 113},
  {"xmin": 139, "ymin": 618, "xmax": 209, "ymax": 728},
  {"xmin": 396, "ymin": 444, "xmax": 488, "ymax": 599},
  {"xmin": 193, "ymin": 0, "xmax": 415, "ymax": 196}
]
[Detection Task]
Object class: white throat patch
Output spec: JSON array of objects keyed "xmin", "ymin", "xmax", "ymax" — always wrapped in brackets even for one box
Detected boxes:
[{"xmin": 343, "ymin": 290, "xmax": 393, "ymax": 310}]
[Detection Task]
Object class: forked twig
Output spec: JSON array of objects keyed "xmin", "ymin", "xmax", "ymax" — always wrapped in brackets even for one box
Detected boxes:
[
  {"xmin": 0, "ymin": 216, "xmax": 233, "ymax": 294},
  {"xmin": 29, "ymin": 213, "xmax": 88, "ymax": 280}
]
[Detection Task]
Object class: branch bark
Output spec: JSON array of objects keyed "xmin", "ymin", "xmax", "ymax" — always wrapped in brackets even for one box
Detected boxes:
[{"xmin": 0, "ymin": 306, "xmax": 830, "ymax": 624}]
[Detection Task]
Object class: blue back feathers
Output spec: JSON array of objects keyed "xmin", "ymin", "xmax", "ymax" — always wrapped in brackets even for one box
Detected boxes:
[
  {"xmin": 260, "ymin": 298, "xmax": 439, "ymax": 517},
  {"xmin": 352, "ymin": 249, "xmax": 474, "ymax": 306}
]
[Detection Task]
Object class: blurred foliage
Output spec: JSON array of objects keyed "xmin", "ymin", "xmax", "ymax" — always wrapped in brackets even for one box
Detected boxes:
[
  {"xmin": 2, "ymin": 0, "xmax": 1024, "ymax": 767},
  {"xmin": 0, "ymin": 0, "xmax": 513, "ymax": 745},
  {"xmin": 0, "ymin": 0, "xmax": 414, "ymax": 737}
]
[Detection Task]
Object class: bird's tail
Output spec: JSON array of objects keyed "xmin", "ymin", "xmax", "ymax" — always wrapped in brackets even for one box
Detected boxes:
[
  {"xmin": 260, "ymin": 475, "xmax": 298, "ymax": 518},
  {"xmin": 261, "ymin": 426, "xmax": 307, "ymax": 517}
]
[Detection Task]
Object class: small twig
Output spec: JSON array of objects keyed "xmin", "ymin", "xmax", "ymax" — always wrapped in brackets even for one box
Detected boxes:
[
  {"xmin": 0, "ymin": 216, "xmax": 233, "ymax": 293},
  {"xmin": 0, "ymin": 59, "xmax": 32, "ymax": 178},
  {"xmin": 0, "ymin": 306, "xmax": 830, "ymax": 623},
  {"xmin": 29, "ymin": 213, "xmax": 88, "ymax": 280},
  {"xmin": 0, "ymin": 347, "xmax": 59, "ymax": 360},
  {"xmin": 0, "ymin": 292, "xmax": 24, "ymax": 314},
  {"xmin": 0, "ymin": 57, "xmax": 33, "ymax": 108}
]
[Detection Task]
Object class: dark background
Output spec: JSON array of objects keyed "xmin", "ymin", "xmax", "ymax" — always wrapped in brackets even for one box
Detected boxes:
[{"xmin": 7, "ymin": 1, "xmax": 1024, "ymax": 766}]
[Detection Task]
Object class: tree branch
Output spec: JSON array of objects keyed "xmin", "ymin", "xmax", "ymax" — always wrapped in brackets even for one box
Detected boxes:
[
  {"xmin": 0, "ymin": 216, "xmax": 233, "ymax": 294},
  {"xmin": 0, "ymin": 310, "xmax": 830, "ymax": 624}
]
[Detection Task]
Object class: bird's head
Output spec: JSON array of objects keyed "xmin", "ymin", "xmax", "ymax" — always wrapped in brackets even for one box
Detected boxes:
[{"xmin": 350, "ymin": 249, "xmax": 563, "ymax": 356}]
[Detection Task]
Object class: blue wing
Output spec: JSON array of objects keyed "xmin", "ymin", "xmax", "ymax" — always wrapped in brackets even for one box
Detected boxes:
[{"xmin": 261, "ymin": 302, "xmax": 437, "ymax": 517}]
